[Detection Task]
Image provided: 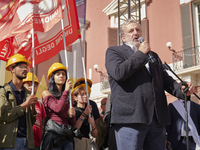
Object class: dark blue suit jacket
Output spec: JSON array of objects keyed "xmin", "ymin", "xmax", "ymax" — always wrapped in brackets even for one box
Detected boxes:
[
  {"xmin": 105, "ymin": 44, "xmax": 184, "ymax": 126},
  {"xmin": 166, "ymin": 101, "xmax": 200, "ymax": 149}
]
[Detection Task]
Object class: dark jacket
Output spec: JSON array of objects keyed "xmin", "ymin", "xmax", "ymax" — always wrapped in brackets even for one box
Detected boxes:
[
  {"xmin": 105, "ymin": 44, "xmax": 184, "ymax": 126},
  {"xmin": 40, "ymin": 119, "xmax": 74, "ymax": 150},
  {"xmin": 166, "ymin": 101, "xmax": 200, "ymax": 149}
]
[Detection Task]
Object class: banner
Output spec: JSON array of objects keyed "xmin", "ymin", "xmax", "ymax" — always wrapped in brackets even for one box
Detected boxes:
[
  {"xmin": 0, "ymin": 0, "xmax": 81, "ymax": 65},
  {"xmin": 0, "ymin": 38, "xmax": 14, "ymax": 61},
  {"xmin": 0, "ymin": 0, "xmax": 63, "ymax": 39}
]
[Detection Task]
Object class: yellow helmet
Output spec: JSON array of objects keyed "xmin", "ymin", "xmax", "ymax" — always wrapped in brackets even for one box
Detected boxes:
[
  {"xmin": 47, "ymin": 62, "xmax": 67, "ymax": 79},
  {"xmin": 23, "ymin": 72, "xmax": 39, "ymax": 84},
  {"xmin": 71, "ymin": 84, "xmax": 91, "ymax": 97},
  {"xmin": 73, "ymin": 78, "xmax": 92, "ymax": 89},
  {"xmin": 6, "ymin": 54, "xmax": 31, "ymax": 71}
]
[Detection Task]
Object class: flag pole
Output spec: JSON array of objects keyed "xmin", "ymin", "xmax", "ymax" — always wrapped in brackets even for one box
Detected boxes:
[
  {"xmin": 61, "ymin": 18, "xmax": 72, "ymax": 108},
  {"xmin": 77, "ymin": 0, "xmax": 92, "ymax": 132},
  {"xmin": 79, "ymin": 38, "xmax": 92, "ymax": 131},
  {"xmin": 31, "ymin": 28, "xmax": 35, "ymax": 95},
  {"xmin": 79, "ymin": 39, "xmax": 90, "ymax": 106},
  {"xmin": 79, "ymin": 0, "xmax": 90, "ymax": 109}
]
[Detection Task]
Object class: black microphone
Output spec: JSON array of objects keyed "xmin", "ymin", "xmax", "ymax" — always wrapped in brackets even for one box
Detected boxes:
[{"xmin": 138, "ymin": 37, "xmax": 154, "ymax": 63}]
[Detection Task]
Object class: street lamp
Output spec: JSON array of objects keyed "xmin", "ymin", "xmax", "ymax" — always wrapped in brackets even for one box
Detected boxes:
[
  {"xmin": 93, "ymin": 64, "xmax": 102, "ymax": 74},
  {"xmin": 166, "ymin": 42, "xmax": 182, "ymax": 61},
  {"xmin": 166, "ymin": 42, "xmax": 175, "ymax": 52}
]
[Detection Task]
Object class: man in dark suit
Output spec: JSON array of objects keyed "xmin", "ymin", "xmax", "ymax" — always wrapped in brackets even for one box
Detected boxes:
[
  {"xmin": 105, "ymin": 19, "xmax": 196, "ymax": 150},
  {"xmin": 166, "ymin": 99, "xmax": 200, "ymax": 150}
]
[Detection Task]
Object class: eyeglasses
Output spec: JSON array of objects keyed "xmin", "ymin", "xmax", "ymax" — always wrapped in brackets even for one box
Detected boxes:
[{"xmin": 15, "ymin": 64, "xmax": 29, "ymax": 70}]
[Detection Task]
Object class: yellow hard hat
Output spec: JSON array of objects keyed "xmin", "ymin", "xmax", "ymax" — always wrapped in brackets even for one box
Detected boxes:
[
  {"xmin": 73, "ymin": 78, "xmax": 92, "ymax": 89},
  {"xmin": 71, "ymin": 84, "xmax": 91, "ymax": 97},
  {"xmin": 47, "ymin": 62, "xmax": 67, "ymax": 79},
  {"xmin": 23, "ymin": 72, "xmax": 39, "ymax": 84},
  {"xmin": 6, "ymin": 53, "xmax": 31, "ymax": 71}
]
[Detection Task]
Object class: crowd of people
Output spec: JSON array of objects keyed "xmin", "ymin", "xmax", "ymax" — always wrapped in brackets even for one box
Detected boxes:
[
  {"xmin": 0, "ymin": 18, "xmax": 200, "ymax": 150},
  {"xmin": 0, "ymin": 55, "xmax": 106, "ymax": 150}
]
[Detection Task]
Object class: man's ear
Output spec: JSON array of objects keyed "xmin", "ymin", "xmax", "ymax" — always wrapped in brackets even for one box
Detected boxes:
[
  {"xmin": 121, "ymin": 35, "xmax": 126, "ymax": 43},
  {"xmin": 10, "ymin": 67, "xmax": 15, "ymax": 74}
]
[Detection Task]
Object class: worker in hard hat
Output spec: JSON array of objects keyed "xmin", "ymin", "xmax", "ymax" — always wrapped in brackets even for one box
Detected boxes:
[
  {"xmin": 0, "ymin": 54, "xmax": 38, "ymax": 150},
  {"xmin": 23, "ymin": 72, "xmax": 46, "ymax": 150},
  {"xmin": 71, "ymin": 78, "xmax": 100, "ymax": 150},
  {"xmin": 72, "ymin": 78, "xmax": 100, "ymax": 126},
  {"xmin": 41, "ymin": 62, "xmax": 76, "ymax": 150}
]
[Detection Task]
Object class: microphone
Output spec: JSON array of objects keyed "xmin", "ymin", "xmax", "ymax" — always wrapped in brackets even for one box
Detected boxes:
[{"xmin": 138, "ymin": 37, "xmax": 155, "ymax": 63}]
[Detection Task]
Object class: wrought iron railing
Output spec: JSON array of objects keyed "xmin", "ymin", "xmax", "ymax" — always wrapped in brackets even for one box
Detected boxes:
[
  {"xmin": 172, "ymin": 46, "xmax": 200, "ymax": 71},
  {"xmin": 100, "ymin": 73, "xmax": 110, "ymax": 94}
]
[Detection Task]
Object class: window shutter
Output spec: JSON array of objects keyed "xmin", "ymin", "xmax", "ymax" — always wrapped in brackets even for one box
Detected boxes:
[
  {"xmin": 181, "ymin": 3, "xmax": 193, "ymax": 49},
  {"xmin": 181, "ymin": 3, "xmax": 194, "ymax": 68},
  {"xmin": 141, "ymin": 18, "xmax": 149, "ymax": 42},
  {"xmin": 108, "ymin": 27, "xmax": 118, "ymax": 47}
]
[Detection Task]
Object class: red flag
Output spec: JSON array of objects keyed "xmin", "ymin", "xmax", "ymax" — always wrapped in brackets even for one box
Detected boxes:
[
  {"xmin": 0, "ymin": 0, "xmax": 63, "ymax": 40},
  {"xmin": 0, "ymin": 0, "xmax": 80, "ymax": 66},
  {"xmin": 0, "ymin": 38, "xmax": 14, "ymax": 61}
]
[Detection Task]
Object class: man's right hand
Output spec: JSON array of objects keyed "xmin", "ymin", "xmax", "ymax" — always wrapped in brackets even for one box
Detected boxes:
[
  {"xmin": 21, "ymin": 94, "xmax": 38, "ymax": 110},
  {"xmin": 138, "ymin": 41, "xmax": 150, "ymax": 54}
]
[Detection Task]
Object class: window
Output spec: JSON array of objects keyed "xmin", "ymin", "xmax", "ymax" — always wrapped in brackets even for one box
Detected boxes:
[
  {"xmin": 192, "ymin": 1, "xmax": 200, "ymax": 65},
  {"xmin": 193, "ymin": 2, "xmax": 200, "ymax": 47}
]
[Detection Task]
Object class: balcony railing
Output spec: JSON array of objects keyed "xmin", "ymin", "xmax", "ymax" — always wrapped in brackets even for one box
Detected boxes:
[
  {"xmin": 172, "ymin": 46, "xmax": 200, "ymax": 71},
  {"xmin": 100, "ymin": 73, "xmax": 110, "ymax": 94}
]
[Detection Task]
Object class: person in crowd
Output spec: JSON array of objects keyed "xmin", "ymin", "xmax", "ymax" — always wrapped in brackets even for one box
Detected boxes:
[
  {"xmin": 73, "ymin": 78, "xmax": 100, "ymax": 125},
  {"xmin": 41, "ymin": 62, "xmax": 76, "ymax": 150},
  {"xmin": 105, "ymin": 19, "xmax": 196, "ymax": 150},
  {"xmin": 0, "ymin": 54, "xmax": 38, "ymax": 150},
  {"xmin": 166, "ymin": 98, "xmax": 200, "ymax": 150},
  {"xmin": 23, "ymin": 72, "xmax": 46, "ymax": 150},
  {"xmin": 103, "ymin": 94, "xmax": 117, "ymax": 150},
  {"xmin": 96, "ymin": 97, "xmax": 109, "ymax": 150},
  {"xmin": 71, "ymin": 78, "xmax": 100, "ymax": 150}
]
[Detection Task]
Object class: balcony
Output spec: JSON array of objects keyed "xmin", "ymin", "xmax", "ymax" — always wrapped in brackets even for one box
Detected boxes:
[
  {"xmin": 172, "ymin": 46, "xmax": 200, "ymax": 72},
  {"xmin": 100, "ymin": 73, "xmax": 111, "ymax": 94}
]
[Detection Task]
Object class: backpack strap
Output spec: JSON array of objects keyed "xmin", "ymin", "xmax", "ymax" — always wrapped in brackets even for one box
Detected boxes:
[{"xmin": 0, "ymin": 85, "xmax": 11, "ymax": 100}]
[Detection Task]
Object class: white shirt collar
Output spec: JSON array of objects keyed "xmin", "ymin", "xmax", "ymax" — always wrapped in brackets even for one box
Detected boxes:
[{"xmin": 125, "ymin": 43, "xmax": 137, "ymax": 52}]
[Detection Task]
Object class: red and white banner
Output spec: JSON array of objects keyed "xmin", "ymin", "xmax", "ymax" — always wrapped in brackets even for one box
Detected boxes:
[
  {"xmin": 0, "ymin": 0, "xmax": 63, "ymax": 39},
  {"xmin": 0, "ymin": 38, "xmax": 14, "ymax": 61},
  {"xmin": 0, "ymin": 0, "xmax": 81, "ymax": 65}
]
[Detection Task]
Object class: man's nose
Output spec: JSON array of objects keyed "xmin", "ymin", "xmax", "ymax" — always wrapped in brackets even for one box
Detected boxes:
[{"xmin": 132, "ymin": 30, "xmax": 138, "ymax": 34}]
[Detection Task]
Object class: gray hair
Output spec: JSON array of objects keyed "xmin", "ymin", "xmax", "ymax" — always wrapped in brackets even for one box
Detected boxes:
[{"xmin": 120, "ymin": 19, "xmax": 141, "ymax": 36}]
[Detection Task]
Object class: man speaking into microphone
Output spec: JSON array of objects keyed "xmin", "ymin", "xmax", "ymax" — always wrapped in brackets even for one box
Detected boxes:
[{"xmin": 105, "ymin": 19, "xmax": 196, "ymax": 150}]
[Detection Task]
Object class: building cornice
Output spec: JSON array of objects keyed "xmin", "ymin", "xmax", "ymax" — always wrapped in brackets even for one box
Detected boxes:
[
  {"xmin": 103, "ymin": 0, "xmax": 145, "ymax": 16},
  {"xmin": 102, "ymin": 0, "xmax": 118, "ymax": 16}
]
